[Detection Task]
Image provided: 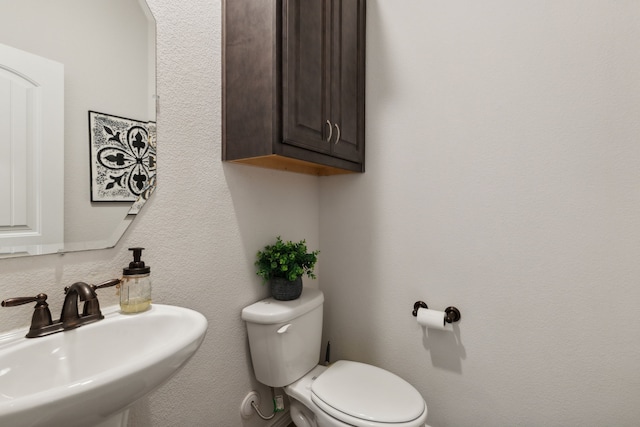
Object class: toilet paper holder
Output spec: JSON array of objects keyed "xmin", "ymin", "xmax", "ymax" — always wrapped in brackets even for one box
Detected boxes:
[{"xmin": 412, "ymin": 301, "xmax": 461, "ymax": 324}]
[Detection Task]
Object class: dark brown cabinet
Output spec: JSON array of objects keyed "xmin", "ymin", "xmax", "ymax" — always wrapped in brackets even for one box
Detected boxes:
[{"xmin": 223, "ymin": 0, "xmax": 365, "ymax": 176}]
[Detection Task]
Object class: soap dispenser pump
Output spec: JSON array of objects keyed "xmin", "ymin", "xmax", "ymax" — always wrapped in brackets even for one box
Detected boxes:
[{"xmin": 120, "ymin": 247, "xmax": 152, "ymax": 313}]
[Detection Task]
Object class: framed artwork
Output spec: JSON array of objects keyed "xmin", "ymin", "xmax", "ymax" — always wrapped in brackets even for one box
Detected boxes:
[{"xmin": 89, "ymin": 111, "xmax": 156, "ymax": 203}]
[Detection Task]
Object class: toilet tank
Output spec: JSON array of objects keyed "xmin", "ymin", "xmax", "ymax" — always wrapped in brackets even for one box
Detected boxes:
[{"xmin": 241, "ymin": 288, "xmax": 324, "ymax": 387}]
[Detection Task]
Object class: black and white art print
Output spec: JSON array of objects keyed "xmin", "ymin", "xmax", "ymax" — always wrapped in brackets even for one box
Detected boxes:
[{"xmin": 89, "ymin": 111, "xmax": 156, "ymax": 203}]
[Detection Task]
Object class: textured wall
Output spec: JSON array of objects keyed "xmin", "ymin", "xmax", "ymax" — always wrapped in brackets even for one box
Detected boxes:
[
  {"xmin": 319, "ymin": 1, "xmax": 640, "ymax": 426},
  {"xmin": 0, "ymin": 0, "xmax": 319, "ymax": 426},
  {"xmin": 3, "ymin": 1, "xmax": 640, "ymax": 426}
]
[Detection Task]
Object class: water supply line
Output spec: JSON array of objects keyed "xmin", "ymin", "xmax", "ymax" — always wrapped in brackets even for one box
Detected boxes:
[
  {"xmin": 251, "ymin": 400, "xmax": 275, "ymax": 421},
  {"xmin": 250, "ymin": 387, "xmax": 285, "ymax": 420}
]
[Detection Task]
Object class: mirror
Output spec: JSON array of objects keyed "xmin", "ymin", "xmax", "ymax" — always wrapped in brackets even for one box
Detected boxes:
[{"xmin": 0, "ymin": 0, "xmax": 156, "ymax": 258}]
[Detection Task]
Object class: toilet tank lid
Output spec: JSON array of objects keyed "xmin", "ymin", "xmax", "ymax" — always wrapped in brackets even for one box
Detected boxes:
[{"xmin": 241, "ymin": 288, "xmax": 324, "ymax": 324}]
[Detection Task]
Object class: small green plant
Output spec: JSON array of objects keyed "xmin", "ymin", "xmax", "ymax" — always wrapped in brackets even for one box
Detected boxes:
[{"xmin": 255, "ymin": 236, "xmax": 319, "ymax": 282}]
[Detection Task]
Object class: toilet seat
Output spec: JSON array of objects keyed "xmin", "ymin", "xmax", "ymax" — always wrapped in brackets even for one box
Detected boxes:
[{"xmin": 310, "ymin": 361, "xmax": 427, "ymax": 427}]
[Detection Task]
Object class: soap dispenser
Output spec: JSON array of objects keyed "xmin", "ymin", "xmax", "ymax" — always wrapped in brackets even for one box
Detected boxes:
[{"xmin": 120, "ymin": 247, "xmax": 152, "ymax": 313}]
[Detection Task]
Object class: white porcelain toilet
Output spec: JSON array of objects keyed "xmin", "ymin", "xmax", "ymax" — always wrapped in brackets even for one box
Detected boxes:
[{"xmin": 241, "ymin": 288, "xmax": 428, "ymax": 427}]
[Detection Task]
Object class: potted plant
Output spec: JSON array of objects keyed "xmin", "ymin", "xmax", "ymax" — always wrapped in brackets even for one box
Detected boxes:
[{"xmin": 255, "ymin": 236, "xmax": 319, "ymax": 301}]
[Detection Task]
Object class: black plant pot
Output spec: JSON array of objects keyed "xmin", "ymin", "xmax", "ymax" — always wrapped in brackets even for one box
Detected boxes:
[{"xmin": 270, "ymin": 277, "xmax": 303, "ymax": 301}]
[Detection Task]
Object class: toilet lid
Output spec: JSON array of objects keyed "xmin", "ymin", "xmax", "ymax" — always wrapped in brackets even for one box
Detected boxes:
[{"xmin": 311, "ymin": 360, "xmax": 426, "ymax": 425}]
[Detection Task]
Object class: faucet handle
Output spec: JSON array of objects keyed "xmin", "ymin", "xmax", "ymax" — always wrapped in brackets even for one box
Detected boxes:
[
  {"xmin": 1, "ymin": 293, "xmax": 54, "ymax": 337},
  {"xmin": 2, "ymin": 293, "xmax": 48, "ymax": 307},
  {"xmin": 81, "ymin": 278, "xmax": 120, "ymax": 316},
  {"xmin": 92, "ymin": 278, "xmax": 121, "ymax": 290},
  {"xmin": 65, "ymin": 278, "xmax": 120, "ymax": 294}
]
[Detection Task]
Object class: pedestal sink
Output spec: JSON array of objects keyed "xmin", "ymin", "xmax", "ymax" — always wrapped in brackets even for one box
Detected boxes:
[{"xmin": 0, "ymin": 304, "xmax": 208, "ymax": 427}]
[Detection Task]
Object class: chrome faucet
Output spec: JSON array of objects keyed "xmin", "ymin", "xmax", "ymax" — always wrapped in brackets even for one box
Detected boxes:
[{"xmin": 1, "ymin": 279, "xmax": 120, "ymax": 338}]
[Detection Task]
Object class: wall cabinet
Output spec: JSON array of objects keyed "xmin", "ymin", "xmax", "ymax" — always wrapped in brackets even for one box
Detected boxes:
[{"xmin": 223, "ymin": 0, "xmax": 365, "ymax": 176}]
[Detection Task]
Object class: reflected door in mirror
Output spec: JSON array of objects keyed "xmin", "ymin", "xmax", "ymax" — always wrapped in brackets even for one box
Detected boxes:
[{"xmin": 0, "ymin": 43, "xmax": 64, "ymax": 255}]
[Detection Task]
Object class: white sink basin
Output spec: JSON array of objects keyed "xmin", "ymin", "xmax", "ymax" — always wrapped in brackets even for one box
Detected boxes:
[{"xmin": 0, "ymin": 304, "xmax": 207, "ymax": 427}]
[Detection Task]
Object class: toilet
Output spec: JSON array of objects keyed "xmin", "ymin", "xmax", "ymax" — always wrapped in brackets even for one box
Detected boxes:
[{"xmin": 241, "ymin": 288, "xmax": 428, "ymax": 427}]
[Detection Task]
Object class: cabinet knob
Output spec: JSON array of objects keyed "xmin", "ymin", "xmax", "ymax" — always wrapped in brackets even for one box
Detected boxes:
[
  {"xmin": 326, "ymin": 120, "xmax": 333, "ymax": 142},
  {"xmin": 334, "ymin": 124, "xmax": 341, "ymax": 145}
]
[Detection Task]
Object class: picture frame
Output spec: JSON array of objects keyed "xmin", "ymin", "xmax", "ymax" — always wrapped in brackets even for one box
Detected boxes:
[{"xmin": 88, "ymin": 111, "xmax": 156, "ymax": 203}]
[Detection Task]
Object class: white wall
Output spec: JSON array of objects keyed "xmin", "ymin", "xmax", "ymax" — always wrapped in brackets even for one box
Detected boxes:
[
  {"xmin": 320, "ymin": 1, "xmax": 640, "ymax": 426},
  {"xmin": 0, "ymin": 0, "xmax": 319, "ymax": 426},
  {"xmin": 2, "ymin": 1, "xmax": 640, "ymax": 426}
]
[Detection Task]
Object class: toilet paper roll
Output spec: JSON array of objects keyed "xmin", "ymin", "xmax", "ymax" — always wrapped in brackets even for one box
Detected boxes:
[{"xmin": 416, "ymin": 308, "xmax": 451, "ymax": 331}]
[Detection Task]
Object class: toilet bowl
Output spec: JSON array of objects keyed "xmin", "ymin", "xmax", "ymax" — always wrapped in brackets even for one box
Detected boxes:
[
  {"xmin": 285, "ymin": 362, "xmax": 427, "ymax": 427},
  {"xmin": 241, "ymin": 288, "xmax": 428, "ymax": 427}
]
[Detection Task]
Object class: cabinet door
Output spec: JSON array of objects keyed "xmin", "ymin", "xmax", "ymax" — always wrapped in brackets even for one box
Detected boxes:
[
  {"xmin": 330, "ymin": 0, "xmax": 365, "ymax": 163},
  {"xmin": 282, "ymin": 0, "xmax": 332, "ymax": 154}
]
